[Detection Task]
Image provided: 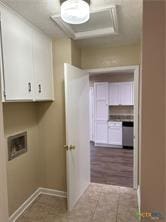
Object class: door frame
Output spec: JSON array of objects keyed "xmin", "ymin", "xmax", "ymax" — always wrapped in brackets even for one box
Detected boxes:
[
  {"xmin": 0, "ymin": 101, "xmax": 9, "ymax": 221},
  {"xmin": 85, "ymin": 65, "xmax": 140, "ymax": 190}
]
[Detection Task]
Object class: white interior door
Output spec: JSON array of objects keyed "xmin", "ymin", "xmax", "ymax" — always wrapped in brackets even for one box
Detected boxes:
[
  {"xmin": 133, "ymin": 67, "xmax": 139, "ymax": 189},
  {"xmin": 64, "ymin": 63, "xmax": 90, "ymax": 211}
]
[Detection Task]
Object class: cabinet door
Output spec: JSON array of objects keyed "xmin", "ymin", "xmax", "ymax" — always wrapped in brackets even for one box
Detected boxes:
[
  {"xmin": 119, "ymin": 82, "xmax": 133, "ymax": 105},
  {"xmin": 33, "ymin": 30, "xmax": 54, "ymax": 101},
  {"xmin": 95, "ymin": 120, "xmax": 108, "ymax": 144},
  {"xmin": 94, "ymin": 82, "xmax": 108, "ymax": 120},
  {"xmin": 108, "ymin": 126, "xmax": 122, "ymax": 145},
  {"xmin": 1, "ymin": 10, "xmax": 34, "ymax": 101},
  {"xmin": 109, "ymin": 83, "xmax": 120, "ymax": 105}
]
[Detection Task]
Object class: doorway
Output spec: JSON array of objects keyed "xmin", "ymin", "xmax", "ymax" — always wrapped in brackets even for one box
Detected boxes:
[
  {"xmin": 88, "ymin": 66, "xmax": 139, "ymax": 190},
  {"xmin": 64, "ymin": 64, "xmax": 139, "ymax": 211},
  {"xmin": 89, "ymin": 71, "xmax": 135, "ymax": 188}
]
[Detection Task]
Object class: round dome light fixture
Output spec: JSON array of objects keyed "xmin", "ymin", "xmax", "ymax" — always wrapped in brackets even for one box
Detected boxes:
[{"xmin": 60, "ymin": 0, "xmax": 90, "ymax": 25}]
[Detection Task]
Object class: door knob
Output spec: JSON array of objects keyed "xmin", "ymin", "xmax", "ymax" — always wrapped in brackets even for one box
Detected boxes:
[
  {"xmin": 69, "ymin": 145, "xmax": 76, "ymax": 150},
  {"xmin": 64, "ymin": 145, "xmax": 69, "ymax": 151}
]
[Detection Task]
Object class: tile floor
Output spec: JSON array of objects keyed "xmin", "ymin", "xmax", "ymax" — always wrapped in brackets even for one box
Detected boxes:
[{"xmin": 16, "ymin": 183, "xmax": 138, "ymax": 222}]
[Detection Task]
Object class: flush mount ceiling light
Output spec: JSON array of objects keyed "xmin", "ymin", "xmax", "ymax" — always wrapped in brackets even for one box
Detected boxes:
[{"xmin": 60, "ymin": 0, "xmax": 90, "ymax": 24}]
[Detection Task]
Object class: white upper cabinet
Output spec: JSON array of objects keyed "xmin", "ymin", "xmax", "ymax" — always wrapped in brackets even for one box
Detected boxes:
[
  {"xmin": 109, "ymin": 82, "xmax": 133, "ymax": 106},
  {"xmin": 0, "ymin": 8, "xmax": 54, "ymax": 102},
  {"xmin": 119, "ymin": 82, "xmax": 133, "ymax": 105},
  {"xmin": 109, "ymin": 83, "xmax": 120, "ymax": 105},
  {"xmin": 33, "ymin": 30, "xmax": 54, "ymax": 101},
  {"xmin": 1, "ymin": 9, "xmax": 34, "ymax": 101}
]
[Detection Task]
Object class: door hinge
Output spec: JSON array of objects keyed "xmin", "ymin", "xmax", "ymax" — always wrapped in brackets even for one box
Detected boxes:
[{"xmin": 3, "ymin": 90, "xmax": 6, "ymax": 98}]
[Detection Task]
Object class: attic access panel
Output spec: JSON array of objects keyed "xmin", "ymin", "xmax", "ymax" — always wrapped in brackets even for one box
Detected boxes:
[{"xmin": 51, "ymin": 5, "xmax": 118, "ymax": 40}]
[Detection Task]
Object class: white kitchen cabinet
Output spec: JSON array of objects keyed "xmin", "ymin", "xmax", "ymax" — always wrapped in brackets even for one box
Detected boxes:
[
  {"xmin": 109, "ymin": 82, "xmax": 134, "ymax": 106},
  {"xmin": 0, "ymin": 8, "xmax": 54, "ymax": 102},
  {"xmin": 94, "ymin": 83, "xmax": 108, "ymax": 144},
  {"xmin": 1, "ymin": 9, "xmax": 34, "ymax": 101},
  {"xmin": 119, "ymin": 82, "xmax": 133, "ymax": 105},
  {"xmin": 108, "ymin": 121, "xmax": 122, "ymax": 146},
  {"xmin": 109, "ymin": 83, "xmax": 120, "ymax": 105},
  {"xmin": 95, "ymin": 120, "xmax": 108, "ymax": 144},
  {"xmin": 33, "ymin": 30, "xmax": 54, "ymax": 101},
  {"xmin": 94, "ymin": 82, "xmax": 108, "ymax": 120}
]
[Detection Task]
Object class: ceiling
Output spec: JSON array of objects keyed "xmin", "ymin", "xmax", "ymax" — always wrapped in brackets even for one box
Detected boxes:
[{"xmin": 0, "ymin": 0, "xmax": 142, "ymax": 47}]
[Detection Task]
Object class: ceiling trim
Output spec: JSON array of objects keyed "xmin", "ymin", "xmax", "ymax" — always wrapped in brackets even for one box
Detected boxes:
[
  {"xmin": 86, "ymin": 65, "xmax": 139, "ymax": 75},
  {"xmin": 60, "ymin": 0, "xmax": 91, "ymax": 5},
  {"xmin": 51, "ymin": 5, "xmax": 118, "ymax": 40}
]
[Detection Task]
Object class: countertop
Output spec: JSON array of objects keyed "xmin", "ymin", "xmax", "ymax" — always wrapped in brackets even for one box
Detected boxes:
[
  {"xmin": 108, "ymin": 114, "xmax": 134, "ymax": 122},
  {"xmin": 108, "ymin": 119, "xmax": 134, "ymax": 122}
]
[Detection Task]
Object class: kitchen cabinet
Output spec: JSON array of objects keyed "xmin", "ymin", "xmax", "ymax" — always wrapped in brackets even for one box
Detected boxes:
[
  {"xmin": 33, "ymin": 30, "xmax": 54, "ymax": 101},
  {"xmin": 95, "ymin": 120, "xmax": 108, "ymax": 144},
  {"xmin": 108, "ymin": 121, "xmax": 122, "ymax": 146},
  {"xmin": 1, "ymin": 9, "xmax": 34, "ymax": 101},
  {"xmin": 119, "ymin": 82, "xmax": 133, "ymax": 105},
  {"xmin": 109, "ymin": 82, "xmax": 133, "ymax": 106},
  {"xmin": 94, "ymin": 82, "xmax": 108, "ymax": 120},
  {"xmin": 109, "ymin": 83, "xmax": 120, "ymax": 105},
  {"xmin": 94, "ymin": 82, "xmax": 108, "ymax": 144},
  {"xmin": 92, "ymin": 81, "xmax": 133, "ymax": 146},
  {"xmin": 0, "ymin": 8, "xmax": 54, "ymax": 102}
]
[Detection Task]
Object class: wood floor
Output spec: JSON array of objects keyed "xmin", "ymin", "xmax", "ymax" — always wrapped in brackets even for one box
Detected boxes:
[{"xmin": 90, "ymin": 143, "xmax": 133, "ymax": 187}]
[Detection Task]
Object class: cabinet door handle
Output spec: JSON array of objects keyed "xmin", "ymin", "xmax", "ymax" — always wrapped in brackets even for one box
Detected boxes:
[
  {"xmin": 38, "ymin": 84, "xmax": 41, "ymax": 93},
  {"xmin": 28, "ymin": 82, "xmax": 31, "ymax": 92}
]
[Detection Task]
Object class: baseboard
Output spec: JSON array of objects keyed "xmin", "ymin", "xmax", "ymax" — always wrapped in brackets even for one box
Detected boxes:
[
  {"xmin": 95, "ymin": 143, "xmax": 122, "ymax": 148},
  {"xmin": 9, "ymin": 187, "xmax": 67, "ymax": 222},
  {"xmin": 137, "ymin": 185, "xmax": 141, "ymax": 213},
  {"xmin": 39, "ymin": 187, "xmax": 67, "ymax": 198},
  {"xmin": 9, "ymin": 188, "xmax": 40, "ymax": 222}
]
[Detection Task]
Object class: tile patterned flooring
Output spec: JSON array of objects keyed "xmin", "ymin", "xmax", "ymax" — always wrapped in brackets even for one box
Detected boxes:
[
  {"xmin": 91, "ymin": 143, "xmax": 133, "ymax": 187},
  {"xmin": 16, "ymin": 183, "xmax": 138, "ymax": 222}
]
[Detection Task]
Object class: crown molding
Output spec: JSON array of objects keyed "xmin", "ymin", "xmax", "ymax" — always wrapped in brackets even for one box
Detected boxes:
[{"xmin": 60, "ymin": 0, "xmax": 90, "ymax": 5}]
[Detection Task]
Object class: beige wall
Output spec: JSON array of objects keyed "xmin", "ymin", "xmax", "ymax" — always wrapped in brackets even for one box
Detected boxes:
[
  {"xmin": 4, "ymin": 39, "xmax": 141, "ymax": 215},
  {"xmin": 3, "ymin": 1, "xmax": 166, "ymax": 215},
  {"xmin": 89, "ymin": 73, "xmax": 134, "ymax": 86},
  {"xmin": 36, "ymin": 38, "xmax": 73, "ymax": 191},
  {"xmin": 81, "ymin": 44, "xmax": 140, "ymax": 69},
  {"xmin": 141, "ymin": 0, "xmax": 165, "ymax": 212},
  {"xmin": 71, "ymin": 40, "xmax": 81, "ymax": 68},
  {"xmin": 3, "ymin": 103, "xmax": 41, "ymax": 215},
  {"xmin": 36, "ymin": 41, "xmax": 140, "ymax": 193},
  {"xmin": 4, "ymin": 38, "xmax": 80, "ymax": 215},
  {"xmin": 0, "ymin": 102, "xmax": 8, "ymax": 221}
]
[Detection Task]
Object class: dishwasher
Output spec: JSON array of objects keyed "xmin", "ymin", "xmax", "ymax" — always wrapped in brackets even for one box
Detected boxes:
[{"xmin": 122, "ymin": 121, "xmax": 134, "ymax": 148}]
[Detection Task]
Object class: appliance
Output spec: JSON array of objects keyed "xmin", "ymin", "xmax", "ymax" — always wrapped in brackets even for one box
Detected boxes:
[
  {"xmin": 122, "ymin": 121, "xmax": 134, "ymax": 148},
  {"xmin": 60, "ymin": 0, "xmax": 90, "ymax": 24}
]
